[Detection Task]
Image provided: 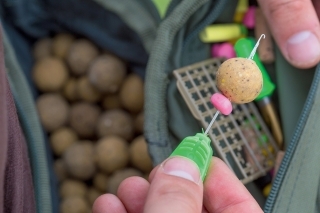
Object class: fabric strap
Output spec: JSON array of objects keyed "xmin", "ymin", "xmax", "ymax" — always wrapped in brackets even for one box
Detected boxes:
[{"xmin": 3, "ymin": 30, "xmax": 53, "ymax": 213}]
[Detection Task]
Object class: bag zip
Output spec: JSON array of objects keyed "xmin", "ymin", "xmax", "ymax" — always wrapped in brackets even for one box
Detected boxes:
[{"xmin": 264, "ymin": 64, "xmax": 320, "ymax": 212}]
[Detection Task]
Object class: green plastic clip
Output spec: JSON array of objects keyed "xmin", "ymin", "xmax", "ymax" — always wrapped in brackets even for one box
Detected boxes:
[{"xmin": 234, "ymin": 37, "xmax": 276, "ymax": 100}]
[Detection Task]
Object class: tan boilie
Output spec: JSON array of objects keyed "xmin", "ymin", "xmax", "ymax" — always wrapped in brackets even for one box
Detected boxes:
[
  {"xmin": 63, "ymin": 142, "xmax": 96, "ymax": 180},
  {"xmin": 36, "ymin": 93, "xmax": 69, "ymax": 132},
  {"xmin": 97, "ymin": 109, "xmax": 134, "ymax": 140},
  {"xmin": 60, "ymin": 197, "xmax": 89, "ymax": 213},
  {"xmin": 88, "ymin": 54, "xmax": 127, "ymax": 93},
  {"xmin": 69, "ymin": 102, "xmax": 101, "ymax": 138},
  {"xmin": 216, "ymin": 58, "xmax": 263, "ymax": 104},
  {"xmin": 67, "ymin": 39, "xmax": 99, "ymax": 75},
  {"xmin": 52, "ymin": 33, "xmax": 75, "ymax": 59},
  {"xmin": 76, "ymin": 76, "xmax": 102, "ymax": 103},
  {"xmin": 129, "ymin": 135, "xmax": 153, "ymax": 173},
  {"xmin": 59, "ymin": 179, "xmax": 88, "ymax": 199},
  {"xmin": 50, "ymin": 127, "xmax": 78, "ymax": 156},
  {"xmin": 63, "ymin": 78, "xmax": 78, "ymax": 102},
  {"xmin": 119, "ymin": 74, "xmax": 144, "ymax": 113},
  {"xmin": 95, "ymin": 136, "xmax": 129, "ymax": 174},
  {"xmin": 32, "ymin": 57, "xmax": 69, "ymax": 92}
]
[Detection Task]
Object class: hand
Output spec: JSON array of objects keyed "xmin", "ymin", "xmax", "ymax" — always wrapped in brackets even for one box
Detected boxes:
[
  {"xmin": 92, "ymin": 156, "xmax": 263, "ymax": 213},
  {"xmin": 257, "ymin": 0, "xmax": 320, "ymax": 69}
]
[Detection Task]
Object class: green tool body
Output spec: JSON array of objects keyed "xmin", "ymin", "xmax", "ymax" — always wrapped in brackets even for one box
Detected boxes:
[{"xmin": 170, "ymin": 133, "xmax": 213, "ymax": 181}]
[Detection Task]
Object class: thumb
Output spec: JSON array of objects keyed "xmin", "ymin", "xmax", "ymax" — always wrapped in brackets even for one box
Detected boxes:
[
  {"xmin": 258, "ymin": 0, "xmax": 320, "ymax": 68},
  {"xmin": 144, "ymin": 157, "xmax": 203, "ymax": 213}
]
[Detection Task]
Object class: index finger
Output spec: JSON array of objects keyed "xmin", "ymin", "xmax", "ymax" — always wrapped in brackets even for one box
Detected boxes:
[{"xmin": 203, "ymin": 157, "xmax": 263, "ymax": 213}]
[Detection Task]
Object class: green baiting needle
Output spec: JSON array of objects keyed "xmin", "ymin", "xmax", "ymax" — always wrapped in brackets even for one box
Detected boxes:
[
  {"xmin": 170, "ymin": 112, "xmax": 219, "ymax": 181},
  {"xmin": 170, "ymin": 133, "xmax": 213, "ymax": 181}
]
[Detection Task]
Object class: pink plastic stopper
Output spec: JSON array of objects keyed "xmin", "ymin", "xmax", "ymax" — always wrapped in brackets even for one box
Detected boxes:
[
  {"xmin": 211, "ymin": 43, "xmax": 236, "ymax": 59},
  {"xmin": 210, "ymin": 93, "xmax": 233, "ymax": 115},
  {"xmin": 243, "ymin": 6, "xmax": 256, "ymax": 29}
]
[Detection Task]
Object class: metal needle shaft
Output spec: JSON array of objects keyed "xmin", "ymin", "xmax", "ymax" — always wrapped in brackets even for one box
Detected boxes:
[{"xmin": 204, "ymin": 111, "xmax": 220, "ymax": 135}]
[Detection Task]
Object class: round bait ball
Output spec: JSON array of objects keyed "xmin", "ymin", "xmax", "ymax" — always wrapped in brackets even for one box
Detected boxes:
[
  {"xmin": 60, "ymin": 197, "xmax": 89, "ymax": 213},
  {"xmin": 94, "ymin": 136, "xmax": 129, "ymax": 174},
  {"xmin": 97, "ymin": 109, "xmax": 134, "ymax": 140},
  {"xmin": 88, "ymin": 54, "xmax": 126, "ymax": 93},
  {"xmin": 32, "ymin": 57, "xmax": 69, "ymax": 92},
  {"xmin": 63, "ymin": 78, "xmax": 79, "ymax": 102},
  {"xmin": 52, "ymin": 33, "xmax": 75, "ymax": 59},
  {"xmin": 216, "ymin": 57, "xmax": 263, "ymax": 104},
  {"xmin": 59, "ymin": 179, "xmax": 88, "ymax": 199},
  {"xmin": 63, "ymin": 142, "xmax": 96, "ymax": 180},
  {"xmin": 50, "ymin": 127, "xmax": 78, "ymax": 156},
  {"xmin": 69, "ymin": 102, "xmax": 101, "ymax": 138},
  {"xmin": 76, "ymin": 76, "xmax": 102, "ymax": 103},
  {"xmin": 67, "ymin": 39, "xmax": 99, "ymax": 75},
  {"xmin": 129, "ymin": 135, "xmax": 153, "ymax": 173},
  {"xmin": 119, "ymin": 74, "xmax": 144, "ymax": 113},
  {"xmin": 36, "ymin": 93, "xmax": 69, "ymax": 132}
]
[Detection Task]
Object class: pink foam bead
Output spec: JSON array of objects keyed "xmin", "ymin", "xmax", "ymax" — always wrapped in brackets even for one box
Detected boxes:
[
  {"xmin": 216, "ymin": 42, "xmax": 236, "ymax": 59},
  {"xmin": 211, "ymin": 43, "xmax": 235, "ymax": 59},
  {"xmin": 243, "ymin": 6, "xmax": 256, "ymax": 29},
  {"xmin": 210, "ymin": 93, "xmax": 232, "ymax": 115}
]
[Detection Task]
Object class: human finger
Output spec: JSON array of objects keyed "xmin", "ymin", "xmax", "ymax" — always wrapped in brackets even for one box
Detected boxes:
[
  {"xmin": 258, "ymin": 0, "xmax": 320, "ymax": 68},
  {"xmin": 203, "ymin": 157, "xmax": 263, "ymax": 213},
  {"xmin": 117, "ymin": 176, "xmax": 150, "ymax": 213},
  {"xmin": 92, "ymin": 193, "xmax": 127, "ymax": 213},
  {"xmin": 143, "ymin": 157, "xmax": 203, "ymax": 213}
]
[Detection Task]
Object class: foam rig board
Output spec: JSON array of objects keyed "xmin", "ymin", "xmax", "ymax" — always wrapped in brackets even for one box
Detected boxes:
[{"xmin": 173, "ymin": 58, "xmax": 279, "ymax": 184}]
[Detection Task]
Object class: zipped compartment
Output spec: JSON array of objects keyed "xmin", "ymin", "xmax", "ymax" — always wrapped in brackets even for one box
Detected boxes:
[{"xmin": 264, "ymin": 63, "xmax": 320, "ymax": 212}]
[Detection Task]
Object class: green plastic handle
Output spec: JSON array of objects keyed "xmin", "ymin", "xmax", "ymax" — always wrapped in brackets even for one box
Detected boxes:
[
  {"xmin": 234, "ymin": 37, "xmax": 276, "ymax": 100},
  {"xmin": 170, "ymin": 133, "xmax": 213, "ymax": 181}
]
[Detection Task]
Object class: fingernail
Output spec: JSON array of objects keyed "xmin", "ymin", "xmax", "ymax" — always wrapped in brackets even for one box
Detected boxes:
[
  {"xmin": 286, "ymin": 31, "xmax": 320, "ymax": 66},
  {"xmin": 162, "ymin": 157, "xmax": 200, "ymax": 184}
]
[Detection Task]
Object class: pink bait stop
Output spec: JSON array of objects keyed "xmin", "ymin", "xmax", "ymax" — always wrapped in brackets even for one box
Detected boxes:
[
  {"xmin": 210, "ymin": 93, "xmax": 232, "ymax": 115},
  {"xmin": 243, "ymin": 6, "xmax": 256, "ymax": 29},
  {"xmin": 211, "ymin": 42, "xmax": 236, "ymax": 59}
]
